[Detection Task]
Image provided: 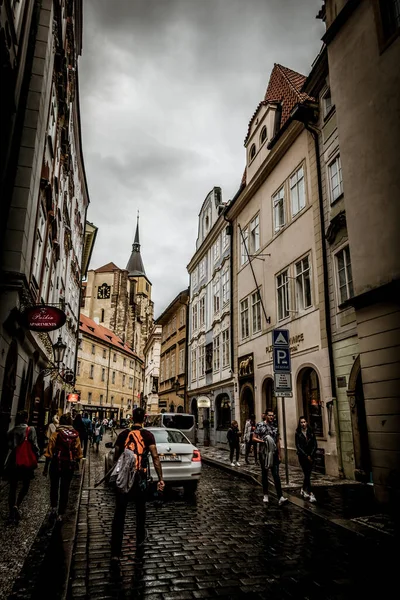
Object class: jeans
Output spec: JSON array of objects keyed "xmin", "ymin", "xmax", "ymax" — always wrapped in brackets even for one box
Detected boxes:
[
  {"xmin": 111, "ymin": 487, "xmax": 147, "ymax": 557},
  {"xmin": 229, "ymin": 442, "xmax": 240, "ymax": 463},
  {"xmin": 245, "ymin": 439, "xmax": 258, "ymax": 463},
  {"xmin": 82, "ymin": 436, "xmax": 89, "ymax": 458},
  {"xmin": 50, "ymin": 466, "xmax": 74, "ymax": 515},
  {"xmin": 260, "ymin": 452, "xmax": 283, "ymax": 498},
  {"xmin": 8, "ymin": 469, "xmax": 32, "ymax": 512},
  {"xmin": 299, "ymin": 455, "xmax": 313, "ymax": 493}
]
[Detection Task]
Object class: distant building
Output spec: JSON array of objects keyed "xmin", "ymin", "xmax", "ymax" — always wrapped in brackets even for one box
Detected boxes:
[
  {"xmin": 75, "ymin": 314, "xmax": 143, "ymax": 420},
  {"xmin": 156, "ymin": 290, "xmax": 190, "ymax": 414},
  {"xmin": 143, "ymin": 324, "xmax": 162, "ymax": 414},
  {"xmin": 187, "ymin": 187, "xmax": 235, "ymax": 447}
]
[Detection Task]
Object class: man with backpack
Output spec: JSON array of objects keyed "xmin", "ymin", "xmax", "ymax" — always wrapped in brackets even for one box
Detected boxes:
[
  {"xmin": 110, "ymin": 407, "xmax": 165, "ymax": 562},
  {"xmin": 81, "ymin": 412, "xmax": 93, "ymax": 458},
  {"xmin": 44, "ymin": 413, "xmax": 83, "ymax": 522},
  {"xmin": 5, "ymin": 410, "xmax": 40, "ymax": 523}
]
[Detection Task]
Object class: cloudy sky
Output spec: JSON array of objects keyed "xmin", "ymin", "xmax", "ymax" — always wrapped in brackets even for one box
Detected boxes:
[{"xmin": 79, "ymin": 0, "xmax": 324, "ymax": 317}]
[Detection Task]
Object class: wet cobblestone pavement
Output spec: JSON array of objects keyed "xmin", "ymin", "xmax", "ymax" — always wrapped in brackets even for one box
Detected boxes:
[{"xmin": 66, "ymin": 440, "xmax": 396, "ymax": 600}]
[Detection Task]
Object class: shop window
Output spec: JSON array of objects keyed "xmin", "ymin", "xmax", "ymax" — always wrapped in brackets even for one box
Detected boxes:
[
  {"xmin": 301, "ymin": 368, "xmax": 323, "ymax": 437},
  {"xmin": 216, "ymin": 395, "xmax": 231, "ymax": 430}
]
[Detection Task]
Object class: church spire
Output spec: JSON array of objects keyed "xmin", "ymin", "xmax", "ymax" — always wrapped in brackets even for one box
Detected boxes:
[{"xmin": 126, "ymin": 211, "xmax": 146, "ymax": 277}]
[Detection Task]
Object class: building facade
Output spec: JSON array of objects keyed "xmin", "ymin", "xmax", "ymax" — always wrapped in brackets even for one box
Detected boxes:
[
  {"xmin": 187, "ymin": 187, "xmax": 235, "ymax": 447},
  {"xmin": 0, "ymin": 0, "xmax": 89, "ymax": 464},
  {"xmin": 75, "ymin": 314, "xmax": 143, "ymax": 420},
  {"xmin": 143, "ymin": 324, "xmax": 162, "ymax": 414},
  {"xmin": 156, "ymin": 290, "xmax": 189, "ymax": 414},
  {"xmin": 320, "ymin": 0, "xmax": 400, "ymax": 504},
  {"xmin": 226, "ymin": 64, "xmax": 339, "ymax": 475},
  {"xmin": 81, "ymin": 218, "xmax": 154, "ymax": 361}
]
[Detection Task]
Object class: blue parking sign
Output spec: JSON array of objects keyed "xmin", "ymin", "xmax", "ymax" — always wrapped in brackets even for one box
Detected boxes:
[{"xmin": 273, "ymin": 346, "xmax": 291, "ymax": 372}]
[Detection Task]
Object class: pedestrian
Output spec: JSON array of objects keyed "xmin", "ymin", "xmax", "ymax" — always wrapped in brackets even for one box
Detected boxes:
[
  {"xmin": 227, "ymin": 420, "xmax": 241, "ymax": 467},
  {"xmin": 43, "ymin": 415, "xmax": 59, "ymax": 476},
  {"xmin": 4, "ymin": 410, "xmax": 40, "ymax": 523},
  {"xmin": 93, "ymin": 418, "xmax": 104, "ymax": 453},
  {"xmin": 244, "ymin": 414, "xmax": 258, "ymax": 465},
  {"xmin": 253, "ymin": 410, "xmax": 288, "ymax": 506},
  {"xmin": 73, "ymin": 413, "xmax": 86, "ymax": 448},
  {"xmin": 295, "ymin": 416, "xmax": 317, "ymax": 502},
  {"xmin": 110, "ymin": 407, "xmax": 165, "ymax": 563},
  {"xmin": 81, "ymin": 412, "xmax": 93, "ymax": 458},
  {"xmin": 44, "ymin": 413, "xmax": 82, "ymax": 522}
]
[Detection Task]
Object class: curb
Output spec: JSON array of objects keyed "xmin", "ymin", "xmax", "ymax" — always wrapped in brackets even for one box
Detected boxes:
[{"xmin": 202, "ymin": 455, "xmax": 394, "ymax": 544}]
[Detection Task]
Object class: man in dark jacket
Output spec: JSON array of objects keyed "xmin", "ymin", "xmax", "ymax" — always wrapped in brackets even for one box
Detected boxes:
[{"xmin": 295, "ymin": 416, "xmax": 317, "ymax": 502}]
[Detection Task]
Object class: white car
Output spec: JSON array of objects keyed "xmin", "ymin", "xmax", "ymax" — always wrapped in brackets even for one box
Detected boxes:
[{"xmin": 104, "ymin": 427, "xmax": 202, "ymax": 494}]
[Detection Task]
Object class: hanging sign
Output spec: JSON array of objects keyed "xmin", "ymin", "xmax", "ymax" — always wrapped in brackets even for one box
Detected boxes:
[
  {"xmin": 197, "ymin": 396, "xmax": 211, "ymax": 408},
  {"xmin": 67, "ymin": 393, "xmax": 79, "ymax": 403},
  {"xmin": 19, "ymin": 305, "xmax": 66, "ymax": 332}
]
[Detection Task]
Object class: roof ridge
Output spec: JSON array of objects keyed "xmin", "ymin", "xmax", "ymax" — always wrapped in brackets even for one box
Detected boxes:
[{"xmin": 275, "ymin": 63, "xmax": 305, "ymax": 99}]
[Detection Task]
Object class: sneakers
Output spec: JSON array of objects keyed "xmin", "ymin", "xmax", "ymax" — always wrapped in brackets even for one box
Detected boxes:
[
  {"xmin": 263, "ymin": 494, "xmax": 269, "ymax": 503},
  {"xmin": 230, "ymin": 462, "xmax": 235, "ymax": 466},
  {"xmin": 235, "ymin": 461, "xmax": 241, "ymax": 467},
  {"xmin": 278, "ymin": 496, "xmax": 288, "ymax": 506},
  {"xmin": 300, "ymin": 488, "xmax": 310, "ymax": 500},
  {"xmin": 309, "ymin": 492, "xmax": 317, "ymax": 503}
]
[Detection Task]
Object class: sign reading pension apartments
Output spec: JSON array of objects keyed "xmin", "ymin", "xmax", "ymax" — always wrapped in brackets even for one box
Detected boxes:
[{"xmin": 19, "ymin": 305, "xmax": 67, "ymax": 332}]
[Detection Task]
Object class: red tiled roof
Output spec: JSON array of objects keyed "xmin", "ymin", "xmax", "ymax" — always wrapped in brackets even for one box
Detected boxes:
[
  {"xmin": 79, "ymin": 313, "xmax": 140, "ymax": 360},
  {"xmin": 94, "ymin": 262, "xmax": 121, "ymax": 273},
  {"xmin": 244, "ymin": 63, "xmax": 313, "ymax": 145}
]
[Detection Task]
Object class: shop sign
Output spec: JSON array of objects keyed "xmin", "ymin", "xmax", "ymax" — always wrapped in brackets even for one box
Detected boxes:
[
  {"xmin": 197, "ymin": 396, "xmax": 211, "ymax": 408},
  {"xmin": 19, "ymin": 305, "xmax": 66, "ymax": 332},
  {"xmin": 67, "ymin": 393, "xmax": 79, "ymax": 403}
]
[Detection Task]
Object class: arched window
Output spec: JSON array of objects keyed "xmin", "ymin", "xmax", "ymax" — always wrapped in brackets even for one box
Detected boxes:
[
  {"xmin": 260, "ymin": 126, "xmax": 267, "ymax": 144},
  {"xmin": 216, "ymin": 394, "xmax": 231, "ymax": 429},
  {"xmin": 301, "ymin": 368, "xmax": 323, "ymax": 436},
  {"xmin": 249, "ymin": 144, "xmax": 256, "ymax": 161},
  {"xmin": 100, "ymin": 309, "xmax": 105, "ymax": 322}
]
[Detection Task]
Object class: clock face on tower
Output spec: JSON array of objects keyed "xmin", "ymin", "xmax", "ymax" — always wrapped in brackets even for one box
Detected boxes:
[{"xmin": 97, "ymin": 283, "xmax": 111, "ymax": 299}]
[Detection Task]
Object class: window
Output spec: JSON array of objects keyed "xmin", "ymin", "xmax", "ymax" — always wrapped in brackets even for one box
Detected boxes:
[
  {"xmin": 77, "ymin": 361, "xmax": 81, "ymax": 376},
  {"xmin": 249, "ymin": 144, "xmax": 256, "ymax": 161},
  {"xmin": 213, "ymin": 279, "xmax": 220, "ymax": 314},
  {"xmin": 260, "ymin": 126, "xmax": 267, "ymax": 144},
  {"xmin": 277, "ymin": 270, "xmax": 290, "ymax": 321},
  {"xmin": 295, "ymin": 256, "xmax": 312, "ymax": 311},
  {"xmin": 205, "ymin": 342, "xmax": 213, "ymax": 373},
  {"xmin": 217, "ymin": 395, "xmax": 232, "ymax": 429},
  {"xmin": 240, "ymin": 298, "xmax": 250, "ymax": 339},
  {"xmin": 88, "ymin": 392, "xmax": 92, "ymax": 404},
  {"xmin": 99, "ymin": 394, "xmax": 103, "ymax": 405},
  {"xmin": 240, "ymin": 226, "xmax": 249, "ymax": 266},
  {"xmin": 377, "ymin": 0, "xmax": 400, "ymax": 44},
  {"xmin": 213, "ymin": 239, "xmax": 220, "ymax": 263},
  {"xmin": 213, "ymin": 335, "xmax": 220, "ymax": 371},
  {"xmin": 191, "ymin": 349, "xmax": 197, "ymax": 381},
  {"xmin": 171, "ymin": 351, "xmax": 176, "ymax": 378},
  {"xmin": 179, "ymin": 306, "xmax": 185, "ymax": 327},
  {"xmin": 222, "ymin": 269, "xmax": 230, "ymax": 305},
  {"xmin": 336, "ymin": 246, "xmax": 354, "ymax": 304},
  {"xmin": 41, "ymin": 240, "xmax": 52, "ymax": 301},
  {"xmin": 222, "ymin": 329, "xmax": 230, "ymax": 367},
  {"xmin": 250, "ymin": 215, "xmax": 260, "ymax": 253},
  {"xmin": 199, "ymin": 296, "xmax": 205, "ymax": 327},
  {"xmin": 122, "ymin": 374, "xmax": 125, "ymax": 387},
  {"xmin": 290, "ymin": 165, "xmax": 305, "ymax": 216},
  {"xmin": 101, "ymin": 368, "xmax": 105, "ymax": 382},
  {"xmin": 103, "ymin": 349, "xmax": 107, "ymax": 359},
  {"xmin": 192, "ymin": 270, "xmax": 198, "ymax": 288},
  {"xmin": 129, "ymin": 377, "xmax": 133, "ymax": 389},
  {"xmin": 172, "ymin": 315, "xmax": 176, "ymax": 332},
  {"xmin": 252, "ymin": 292, "xmax": 262, "ymax": 334},
  {"xmin": 198, "ymin": 344, "xmax": 205, "ymax": 377},
  {"xmin": 100, "ymin": 309, "xmax": 105, "ymax": 322},
  {"xmin": 199, "ymin": 259, "xmax": 205, "ymax": 280},
  {"xmin": 113, "ymin": 353, "xmax": 117, "ymax": 362},
  {"xmin": 32, "ymin": 207, "xmax": 46, "ymax": 284},
  {"xmin": 322, "ymin": 88, "xmax": 332, "ymax": 117},
  {"xmin": 123, "ymin": 358, "xmax": 126, "ymax": 367},
  {"xmin": 166, "ymin": 355, "xmax": 170, "ymax": 380},
  {"xmin": 112, "ymin": 371, "xmax": 115, "ymax": 384},
  {"xmin": 273, "ymin": 187, "xmax": 285, "ymax": 232},
  {"xmin": 179, "ymin": 347, "xmax": 185, "ymax": 373},
  {"xmin": 192, "ymin": 302, "xmax": 198, "ymax": 331},
  {"xmin": 89, "ymin": 365, "xmax": 94, "ymax": 379},
  {"xmin": 329, "ymin": 155, "xmax": 343, "ymax": 202},
  {"xmin": 130, "ymin": 360, "xmax": 134, "ymax": 369},
  {"xmin": 110, "ymin": 395, "xmax": 114, "ymax": 404},
  {"xmin": 91, "ymin": 344, "xmax": 95, "ymax": 355},
  {"xmin": 222, "ymin": 227, "xmax": 229, "ymax": 250}
]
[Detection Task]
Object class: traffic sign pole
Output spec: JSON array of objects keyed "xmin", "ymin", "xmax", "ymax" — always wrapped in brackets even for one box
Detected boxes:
[{"xmin": 281, "ymin": 397, "xmax": 289, "ymax": 485}]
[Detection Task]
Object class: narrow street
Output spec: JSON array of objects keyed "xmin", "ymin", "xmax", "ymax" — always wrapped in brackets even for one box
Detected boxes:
[{"xmin": 63, "ymin": 441, "xmax": 395, "ymax": 600}]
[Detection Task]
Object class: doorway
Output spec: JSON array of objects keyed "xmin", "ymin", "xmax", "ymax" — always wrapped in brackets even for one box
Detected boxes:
[
  {"xmin": 0, "ymin": 340, "xmax": 18, "ymax": 473},
  {"xmin": 300, "ymin": 367, "xmax": 324, "ymax": 437},
  {"xmin": 262, "ymin": 378, "xmax": 277, "ymax": 423},
  {"xmin": 348, "ymin": 358, "xmax": 371, "ymax": 482},
  {"xmin": 240, "ymin": 385, "xmax": 254, "ymax": 428}
]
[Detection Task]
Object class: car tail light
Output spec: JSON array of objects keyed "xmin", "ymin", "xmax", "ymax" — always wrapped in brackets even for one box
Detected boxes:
[{"xmin": 192, "ymin": 450, "xmax": 201, "ymax": 462}]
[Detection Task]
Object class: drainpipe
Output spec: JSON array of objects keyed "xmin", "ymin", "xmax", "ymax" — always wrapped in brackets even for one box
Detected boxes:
[
  {"xmin": 105, "ymin": 343, "xmax": 111, "ymax": 416},
  {"xmin": 223, "ymin": 209, "xmax": 236, "ymax": 422},
  {"xmin": 291, "ymin": 105, "xmax": 343, "ymax": 476}
]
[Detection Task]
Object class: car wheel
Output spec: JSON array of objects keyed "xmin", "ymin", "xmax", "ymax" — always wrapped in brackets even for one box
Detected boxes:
[{"xmin": 183, "ymin": 481, "xmax": 198, "ymax": 496}]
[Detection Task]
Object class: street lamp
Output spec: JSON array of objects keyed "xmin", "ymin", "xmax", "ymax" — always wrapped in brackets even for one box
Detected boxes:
[
  {"xmin": 52, "ymin": 335, "xmax": 67, "ymax": 366},
  {"xmin": 173, "ymin": 378, "xmax": 184, "ymax": 399},
  {"xmin": 41, "ymin": 335, "xmax": 73, "ymax": 384}
]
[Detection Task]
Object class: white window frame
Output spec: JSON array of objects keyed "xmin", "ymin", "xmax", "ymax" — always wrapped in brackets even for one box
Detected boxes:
[
  {"xmin": 277, "ymin": 269, "xmax": 290, "ymax": 321},
  {"xmin": 213, "ymin": 278, "xmax": 220, "ymax": 314},
  {"xmin": 273, "ymin": 186, "xmax": 285, "ymax": 232},
  {"xmin": 240, "ymin": 226, "xmax": 249, "ymax": 266},
  {"xmin": 171, "ymin": 351, "xmax": 176, "ymax": 378},
  {"xmin": 179, "ymin": 347, "xmax": 185, "ymax": 373},
  {"xmin": 213, "ymin": 239, "xmax": 220, "ymax": 263},
  {"xmin": 191, "ymin": 348, "xmax": 197, "ymax": 381},
  {"xmin": 329, "ymin": 155, "xmax": 343, "ymax": 203},
  {"xmin": 240, "ymin": 298, "xmax": 250, "ymax": 339},
  {"xmin": 222, "ymin": 328, "xmax": 230, "ymax": 367},
  {"xmin": 335, "ymin": 245, "xmax": 354, "ymax": 305},
  {"xmin": 32, "ymin": 206, "xmax": 46, "ymax": 284},
  {"xmin": 251, "ymin": 291, "xmax": 262, "ymax": 334},
  {"xmin": 290, "ymin": 165, "xmax": 306, "ymax": 217},
  {"xmin": 198, "ymin": 344, "xmax": 205, "ymax": 377},
  {"xmin": 192, "ymin": 269, "xmax": 198, "ymax": 288},
  {"xmin": 179, "ymin": 306, "xmax": 185, "ymax": 327},
  {"xmin": 166, "ymin": 355, "xmax": 170, "ymax": 380},
  {"xmin": 213, "ymin": 335, "xmax": 220, "ymax": 372},
  {"xmin": 192, "ymin": 302, "xmax": 198, "ymax": 331},
  {"xmin": 222, "ymin": 269, "xmax": 230, "ymax": 305},
  {"xmin": 322, "ymin": 87, "xmax": 333, "ymax": 117},
  {"xmin": 199, "ymin": 259, "xmax": 206, "ymax": 280},
  {"xmin": 249, "ymin": 214, "xmax": 260, "ymax": 254},
  {"xmin": 199, "ymin": 296, "xmax": 205, "ymax": 327},
  {"xmin": 222, "ymin": 227, "xmax": 229, "ymax": 250},
  {"xmin": 295, "ymin": 255, "xmax": 312, "ymax": 311}
]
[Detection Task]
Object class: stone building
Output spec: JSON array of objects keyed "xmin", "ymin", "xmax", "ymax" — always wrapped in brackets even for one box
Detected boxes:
[
  {"xmin": 143, "ymin": 324, "xmax": 162, "ymax": 414},
  {"xmin": 187, "ymin": 187, "xmax": 235, "ymax": 447},
  {"xmin": 81, "ymin": 216, "xmax": 154, "ymax": 361},
  {"xmin": 75, "ymin": 314, "xmax": 143, "ymax": 420},
  {"xmin": 0, "ymin": 0, "xmax": 89, "ymax": 462},
  {"xmin": 156, "ymin": 290, "xmax": 190, "ymax": 414},
  {"xmin": 318, "ymin": 0, "xmax": 400, "ymax": 505},
  {"xmin": 226, "ymin": 64, "xmax": 339, "ymax": 475}
]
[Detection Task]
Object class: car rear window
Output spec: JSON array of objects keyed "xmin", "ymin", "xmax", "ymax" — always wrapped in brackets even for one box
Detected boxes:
[
  {"xmin": 161, "ymin": 415, "xmax": 195, "ymax": 430},
  {"xmin": 152, "ymin": 430, "xmax": 191, "ymax": 444}
]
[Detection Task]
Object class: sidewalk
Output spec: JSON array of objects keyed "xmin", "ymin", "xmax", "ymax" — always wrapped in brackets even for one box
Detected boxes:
[{"xmin": 199, "ymin": 445, "xmax": 397, "ymax": 540}]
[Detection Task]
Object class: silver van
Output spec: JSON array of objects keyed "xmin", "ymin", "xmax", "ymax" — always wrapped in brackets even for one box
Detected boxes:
[{"xmin": 145, "ymin": 413, "xmax": 197, "ymax": 444}]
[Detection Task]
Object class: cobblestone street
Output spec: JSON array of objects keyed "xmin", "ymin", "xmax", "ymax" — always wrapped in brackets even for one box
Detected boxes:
[{"xmin": 65, "ymin": 441, "xmax": 396, "ymax": 600}]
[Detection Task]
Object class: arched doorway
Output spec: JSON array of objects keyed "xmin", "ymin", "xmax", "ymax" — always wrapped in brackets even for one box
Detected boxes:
[
  {"xmin": 240, "ymin": 384, "xmax": 254, "ymax": 428},
  {"xmin": 190, "ymin": 397, "xmax": 198, "ymax": 425},
  {"xmin": 215, "ymin": 393, "xmax": 231, "ymax": 431},
  {"xmin": 0, "ymin": 340, "xmax": 18, "ymax": 473},
  {"xmin": 262, "ymin": 378, "xmax": 277, "ymax": 423},
  {"xmin": 299, "ymin": 367, "xmax": 323, "ymax": 437},
  {"xmin": 348, "ymin": 357, "xmax": 371, "ymax": 483}
]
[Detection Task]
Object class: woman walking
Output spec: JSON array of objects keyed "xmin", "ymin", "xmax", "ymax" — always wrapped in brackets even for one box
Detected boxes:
[
  {"xmin": 93, "ymin": 418, "xmax": 104, "ymax": 453},
  {"xmin": 243, "ymin": 414, "xmax": 258, "ymax": 465},
  {"xmin": 227, "ymin": 420, "xmax": 241, "ymax": 467},
  {"xmin": 295, "ymin": 416, "xmax": 317, "ymax": 502}
]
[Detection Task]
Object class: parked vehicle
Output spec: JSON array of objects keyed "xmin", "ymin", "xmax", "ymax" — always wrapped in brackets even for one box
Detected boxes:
[
  {"xmin": 104, "ymin": 427, "xmax": 201, "ymax": 494},
  {"xmin": 144, "ymin": 413, "xmax": 196, "ymax": 444}
]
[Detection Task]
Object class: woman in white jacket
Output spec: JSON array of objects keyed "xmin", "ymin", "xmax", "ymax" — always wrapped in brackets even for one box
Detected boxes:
[{"xmin": 243, "ymin": 414, "xmax": 258, "ymax": 465}]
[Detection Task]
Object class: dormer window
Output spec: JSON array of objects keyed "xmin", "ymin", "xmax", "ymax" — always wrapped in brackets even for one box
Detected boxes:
[
  {"xmin": 249, "ymin": 144, "xmax": 256, "ymax": 162},
  {"xmin": 260, "ymin": 126, "xmax": 267, "ymax": 144}
]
